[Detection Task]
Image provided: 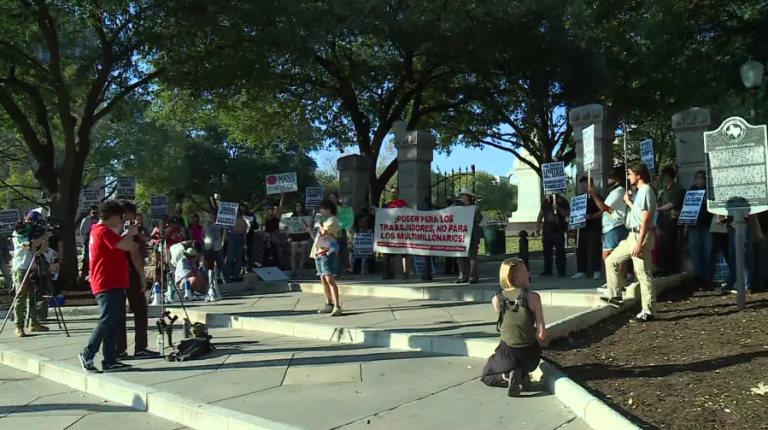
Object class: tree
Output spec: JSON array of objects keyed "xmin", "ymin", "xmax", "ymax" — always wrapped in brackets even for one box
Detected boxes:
[
  {"xmin": 440, "ymin": 0, "xmax": 605, "ymax": 177},
  {"xmin": 475, "ymin": 171, "xmax": 517, "ymax": 221},
  {"xmin": 88, "ymin": 102, "xmax": 318, "ymax": 215},
  {"xmin": 0, "ymin": 0, "xmax": 193, "ymax": 285},
  {"xmin": 162, "ymin": 0, "xmax": 527, "ymax": 204}
]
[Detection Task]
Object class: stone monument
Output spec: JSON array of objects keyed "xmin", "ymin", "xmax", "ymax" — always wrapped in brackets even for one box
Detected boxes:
[
  {"xmin": 672, "ymin": 108, "xmax": 714, "ymax": 189},
  {"xmin": 509, "ymin": 152, "xmax": 542, "ymax": 233},
  {"xmin": 337, "ymin": 154, "xmax": 370, "ymax": 213},
  {"xmin": 569, "ymin": 104, "xmax": 618, "ymax": 195}
]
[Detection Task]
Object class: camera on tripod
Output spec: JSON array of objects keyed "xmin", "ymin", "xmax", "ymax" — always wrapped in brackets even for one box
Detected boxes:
[{"xmin": 15, "ymin": 216, "xmax": 61, "ymax": 242}]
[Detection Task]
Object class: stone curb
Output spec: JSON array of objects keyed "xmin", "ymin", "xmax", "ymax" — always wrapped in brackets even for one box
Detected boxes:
[
  {"xmin": 0, "ymin": 343, "xmax": 307, "ymax": 430},
  {"xmin": 181, "ymin": 302, "xmax": 623, "ymax": 358},
  {"xmin": 539, "ymin": 360, "xmax": 641, "ymax": 430},
  {"xmin": 290, "ymin": 281, "xmax": 606, "ymax": 306}
]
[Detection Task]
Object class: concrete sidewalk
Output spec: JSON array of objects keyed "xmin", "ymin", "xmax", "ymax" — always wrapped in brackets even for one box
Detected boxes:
[
  {"xmin": 0, "ymin": 364, "xmax": 184, "ymax": 430},
  {"xmin": 163, "ymin": 290, "xmax": 596, "ymax": 356},
  {"xmin": 0, "ymin": 318, "xmax": 590, "ymax": 430}
]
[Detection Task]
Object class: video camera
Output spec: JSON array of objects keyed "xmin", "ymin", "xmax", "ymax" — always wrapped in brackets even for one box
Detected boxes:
[{"xmin": 14, "ymin": 216, "xmax": 62, "ymax": 241}]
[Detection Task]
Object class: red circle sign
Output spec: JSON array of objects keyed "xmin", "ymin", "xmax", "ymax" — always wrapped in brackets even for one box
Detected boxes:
[{"xmin": 266, "ymin": 175, "xmax": 277, "ymax": 185}]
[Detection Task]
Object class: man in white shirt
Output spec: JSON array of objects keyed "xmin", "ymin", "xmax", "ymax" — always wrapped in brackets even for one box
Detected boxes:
[
  {"xmin": 601, "ymin": 162, "xmax": 657, "ymax": 323},
  {"xmin": 588, "ymin": 167, "xmax": 629, "ymax": 290}
]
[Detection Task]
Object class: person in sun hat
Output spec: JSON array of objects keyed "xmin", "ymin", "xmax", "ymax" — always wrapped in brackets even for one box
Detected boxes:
[{"xmin": 455, "ymin": 187, "xmax": 483, "ymax": 284}]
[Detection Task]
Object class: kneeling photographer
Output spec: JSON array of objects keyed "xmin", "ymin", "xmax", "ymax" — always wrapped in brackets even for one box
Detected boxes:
[{"xmin": 11, "ymin": 211, "xmax": 53, "ymax": 337}]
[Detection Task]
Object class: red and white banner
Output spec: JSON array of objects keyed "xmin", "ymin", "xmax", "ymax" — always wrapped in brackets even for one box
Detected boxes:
[{"xmin": 374, "ymin": 206, "xmax": 476, "ymax": 257}]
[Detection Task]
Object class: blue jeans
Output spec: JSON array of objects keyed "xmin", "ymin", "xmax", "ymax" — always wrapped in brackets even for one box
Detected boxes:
[
  {"xmin": 727, "ymin": 226, "xmax": 752, "ymax": 290},
  {"xmin": 315, "ymin": 253, "xmax": 338, "ymax": 277},
  {"xmin": 83, "ymin": 289, "xmax": 125, "ymax": 366},
  {"xmin": 226, "ymin": 233, "xmax": 244, "ymax": 281},
  {"xmin": 688, "ymin": 225, "xmax": 713, "ymax": 280}
]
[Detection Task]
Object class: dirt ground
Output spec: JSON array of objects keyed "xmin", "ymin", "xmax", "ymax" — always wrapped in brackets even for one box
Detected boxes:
[{"xmin": 545, "ymin": 282, "xmax": 768, "ymax": 430}]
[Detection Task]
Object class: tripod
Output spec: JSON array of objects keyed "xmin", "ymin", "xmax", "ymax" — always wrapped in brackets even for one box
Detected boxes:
[{"xmin": 0, "ymin": 246, "xmax": 70, "ymax": 337}]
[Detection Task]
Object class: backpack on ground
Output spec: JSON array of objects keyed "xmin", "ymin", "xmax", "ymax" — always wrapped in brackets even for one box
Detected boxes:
[
  {"xmin": 167, "ymin": 337, "xmax": 215, "ymax": 362},
  {"xmin": 191, "ymin": 322, "xmax": 209, "ymax": 339}
]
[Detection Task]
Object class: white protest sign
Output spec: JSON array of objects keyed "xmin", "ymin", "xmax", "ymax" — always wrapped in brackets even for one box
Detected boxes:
[
  {"xmin": 374, "ymin": 206, "xmax": 476, "ymax": 257},
  {"xmin": 542, "ymin": 162, "xmax": 567, "ymax": 195},
  {"xmin": 0, "ymin": 209, "xmax": 20, "ymax": 234},
  {"xmin": 305, "ymin": 187, "xmax": 323, "ymax": 207},
  {"xmin": 352, "ymin": 232, "xmax": 374, "ymax": 257},
  {"xmin": 568, "ymin": 195, "xmax": 588, "ymax": 230},
  {"xmin": 216, "ymin": 202, "xmax": 239, "ymax": 228},
  {"xmin": 287, "ymin": 216, "xmax": 311, "ymax": 234},
  {"xmin": 81, "ymin": 188, "xmax": 101, "ymax": 213},
  {"xmin": 582, "ymin": 125, "xmax": 595, "ymax": 171},
  {"xmin": 678, "ymin": 190, "xmax": 706, "ymax": 225},
  {"xmin": 640, "ymin": 139, "xmax": 655, "ymax": 171},
  {"xmin": 266, "ymin": 172, "xmax": 298, "ymax": 195},
  {"xmin": 150, "ymin": 195, "xmax": 168, "ymax": 218},
  {"xmin": 116, "ymin": 177, "xmax": 136, "ymax": 200},
  {"xmin": 713, "ymin": 253, "xmax": 729, "ymax": 283}
]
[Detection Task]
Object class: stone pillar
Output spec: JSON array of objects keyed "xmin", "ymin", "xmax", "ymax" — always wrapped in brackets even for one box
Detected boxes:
[
  {"xmin": 337, "ymin": 154, "xmax": 370, "ymax": 213},
  {"xmin": 394, "ymin": 123, "xmax": 436, "ymax": 280},
  {"xmin": 672, "ymin": 108, "xmax": 714, "ymax": 189},
  {"xmin": 569, "ymin": 104, "xmax": 618, "ymax": 196},
  {"xmin": 394, "ymin": 125, "xmax": 436, "ymax": 210}
]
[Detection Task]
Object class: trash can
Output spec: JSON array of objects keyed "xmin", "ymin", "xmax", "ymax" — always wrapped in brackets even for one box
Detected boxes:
[{"xmin": 484, "ymin": 222, "xmax": 507, "ymax": 256}]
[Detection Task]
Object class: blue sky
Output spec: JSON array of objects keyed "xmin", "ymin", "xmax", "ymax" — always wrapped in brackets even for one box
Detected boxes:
[{"xmin": 313, "ymin": 144, "xmax": 518, "ymax": 178}]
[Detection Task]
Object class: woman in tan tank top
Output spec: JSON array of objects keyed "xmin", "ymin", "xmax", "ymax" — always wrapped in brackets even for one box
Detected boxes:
[{"xmin": 481, "ymin": 258, "xmax": 546, "ymax": 397}]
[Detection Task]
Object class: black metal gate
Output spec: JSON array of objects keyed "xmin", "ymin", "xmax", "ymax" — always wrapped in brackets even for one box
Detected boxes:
[{"xmin": 430, "ymin": 165, "xmax": 475, "ymax": 208}]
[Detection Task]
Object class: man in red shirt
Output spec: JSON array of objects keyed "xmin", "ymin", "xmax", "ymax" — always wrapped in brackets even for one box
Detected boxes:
[
  {"xmin": 386, "ymin": 187, "xmax": 408, "ymax": 209},
  {"xmin": 79, "ymin": 200, "xmax": 138, "ymax": 373},
  {"xmin": 383, "ymin": 187, "xmax": 410, "ymax": 280}
]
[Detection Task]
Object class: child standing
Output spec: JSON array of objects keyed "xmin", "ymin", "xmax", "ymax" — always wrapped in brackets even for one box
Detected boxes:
[
  {"xmin": 481, "ymin": 258, "xmax": 546, "ymax": 396},
  {"xmin": 307, "ymin": 199, "xmax": 342, "ymax": 316}
]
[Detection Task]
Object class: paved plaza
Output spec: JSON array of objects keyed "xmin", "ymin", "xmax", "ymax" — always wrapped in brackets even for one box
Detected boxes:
[{"xmin": 0, "ymin": 253, "xmax": 659, "ymax": 430}]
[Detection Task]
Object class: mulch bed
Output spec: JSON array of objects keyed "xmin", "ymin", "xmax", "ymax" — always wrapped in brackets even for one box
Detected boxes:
[{"xmin": 544, "ymin": 282, "xmax": 768, "ymax": 430}]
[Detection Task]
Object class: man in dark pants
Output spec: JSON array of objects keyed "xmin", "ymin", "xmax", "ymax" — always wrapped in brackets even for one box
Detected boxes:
[
  {"xmin": 383, "ymin": 188, "xmax": 409, "ymax": 280},
  {"xmin": 573, "ymin": 176, "xmax": 604, "ymax": 280},
  {"xmin": 117, "ymin": 201, "xmax": 159, "ymax": 359},
  {"xmin": 656, "ymin": 167, "xmax": 684, "ymax": 277},
  {"xmin": 537, "ymin": 195, "xmax": 569, "ymax": 277},
  {"xmin": 79, "ymin": 200, "xmax": 137, "ymax": 373}
]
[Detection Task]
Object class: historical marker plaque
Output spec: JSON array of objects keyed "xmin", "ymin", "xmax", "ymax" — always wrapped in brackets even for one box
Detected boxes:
[{"xmin": 704, "ymin": 117, "xmax": 768, "ymax": 216}]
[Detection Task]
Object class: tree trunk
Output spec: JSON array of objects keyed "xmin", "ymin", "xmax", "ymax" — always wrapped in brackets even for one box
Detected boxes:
[{"xmin": 49, "ymin": 167, "xmax": 86, "ymax": 291}]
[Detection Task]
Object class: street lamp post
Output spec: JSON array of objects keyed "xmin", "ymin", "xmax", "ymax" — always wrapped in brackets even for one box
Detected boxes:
[{"xmin": 740, "ymin": 60, "xmax": 765, "ymax": 123}]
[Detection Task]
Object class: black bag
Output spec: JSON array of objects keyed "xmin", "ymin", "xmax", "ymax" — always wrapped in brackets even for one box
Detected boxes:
[{"xmin": 167, "ymin": 337, "xmax": 215, "ymax": 362}]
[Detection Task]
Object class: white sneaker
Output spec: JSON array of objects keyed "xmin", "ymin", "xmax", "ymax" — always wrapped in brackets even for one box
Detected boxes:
[
  {"xmin": 596, "ymin": 285, "xmax": 608, "ymax": 294},
  {"xmin": 571, "ymin": 272, "xmax": 585, "ymax": 280},
  {"xmin": 330, "ymin": 306, "xmax": 343, "ymax": 317},
  {"xmin": 592, "ymin": 272, "xmax": 602, "ymax": 281}
]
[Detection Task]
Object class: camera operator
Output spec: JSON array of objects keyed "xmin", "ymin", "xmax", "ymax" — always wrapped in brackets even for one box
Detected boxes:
[
  {"xmin": 79, "ymin": 200, "xmax": 138, "ymax": 372},
  {"xmin": 11, "ymin": 211, "xmax": 51, "ymax": 337},
  {"xmin": 116, "ymin": 202, "xmax": 159, "ymax": 359}
]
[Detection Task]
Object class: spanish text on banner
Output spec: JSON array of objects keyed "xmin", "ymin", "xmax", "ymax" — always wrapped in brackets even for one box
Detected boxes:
[{"xmin": 373, "ymin": 206, "xmax": 476, "ymax": 257}]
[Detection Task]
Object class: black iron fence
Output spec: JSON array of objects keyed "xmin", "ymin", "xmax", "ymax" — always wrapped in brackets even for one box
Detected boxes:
[{"xmin": 430, "ymin": 165, "xmax": 475, "ymax": 208}]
